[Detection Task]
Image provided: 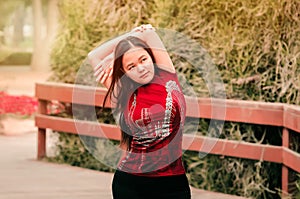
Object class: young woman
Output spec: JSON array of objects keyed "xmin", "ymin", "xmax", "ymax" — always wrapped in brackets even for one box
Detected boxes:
[{"xmin": 88, "ymin": 24, "xmax": 191, "ymax": 199}]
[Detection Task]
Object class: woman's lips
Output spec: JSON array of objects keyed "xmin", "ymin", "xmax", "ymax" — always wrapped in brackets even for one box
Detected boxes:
[{"xmin": 140, "ymin": 72, "xmax": 149, "ymax": 78}]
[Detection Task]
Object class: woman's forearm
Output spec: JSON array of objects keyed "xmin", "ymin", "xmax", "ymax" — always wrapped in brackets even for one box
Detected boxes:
[
  {"xmin": 89, "ymin": 24, "xmax": 174, "ymax": 83},
  {"xmin": 88, "ymin": 25, "xmax": 163, "ymax": 65},
  {"xmin": 137, "ymin": 29, "xmax": 166, "ymax": 51},
  {"xmin": 128, "ymin": 26, "xmax": 167, "ymax": 52},
  {"xmin": 132, "ymin": 27, "xmax": 174, "ymax": 72},
  {"xmin": 87, "ymin": 31, "xmax": 132, "ymax": 66}
]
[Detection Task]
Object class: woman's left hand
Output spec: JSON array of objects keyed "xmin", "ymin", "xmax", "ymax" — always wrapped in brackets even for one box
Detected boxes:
[{"xmin": 131, "ymin": 24, "xmax": 155, "ymax": 33}]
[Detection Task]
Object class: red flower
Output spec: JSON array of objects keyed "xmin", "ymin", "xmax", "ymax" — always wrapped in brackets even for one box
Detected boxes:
[{"xmin": 0, "ymin": 92, "xmax": 38, "ymax": 116}]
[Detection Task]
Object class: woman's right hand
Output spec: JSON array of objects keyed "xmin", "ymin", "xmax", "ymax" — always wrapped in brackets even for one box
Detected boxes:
[{"xmin": 93, "ymin": 53, "xmax": 114, "ymax": 88}]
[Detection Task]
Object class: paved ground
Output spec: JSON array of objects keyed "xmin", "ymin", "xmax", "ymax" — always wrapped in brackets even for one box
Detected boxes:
[
  {"xmin": 0, "ymin": 66, "xmax": 246, "ymax": 199},
  {"xmin": 0, "ymin": 133, "xmax": 113, "ymax": 199}
]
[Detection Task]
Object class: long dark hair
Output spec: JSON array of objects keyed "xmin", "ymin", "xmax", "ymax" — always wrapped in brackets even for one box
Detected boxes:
[{"xmin": 102, "ymin": 36, "xmax": 157, "ymax": 150}]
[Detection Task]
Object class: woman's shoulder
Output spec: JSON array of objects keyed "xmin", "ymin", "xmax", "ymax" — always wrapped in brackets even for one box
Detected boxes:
[
  {"xmin": 152, "ymin": 67, "xmax": 180, "ymax": 87},
  {"xmin": 157, "ymin": 67, "xmax": 177, "ymax": 77},
  {"xmin": 157, "ymin": 66, "xmax": 176, "ymax": 74}
]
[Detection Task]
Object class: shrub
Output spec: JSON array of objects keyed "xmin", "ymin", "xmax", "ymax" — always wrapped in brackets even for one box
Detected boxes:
[
  {"xmin": 0, "ymin": 51, "xmax": 32, "ymax": 65},
  {"xmin": 48, "ymin": 0, "xmax": 300, "ymax": 198}
]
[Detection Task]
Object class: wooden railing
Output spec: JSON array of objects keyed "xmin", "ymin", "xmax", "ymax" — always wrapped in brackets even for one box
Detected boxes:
[{"xmin": 35, "ymin": 82, "xmax": 300, "ymax": 196}]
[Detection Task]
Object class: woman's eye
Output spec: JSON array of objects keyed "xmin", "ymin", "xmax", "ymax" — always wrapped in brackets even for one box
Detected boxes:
[
  {"xmin": 142, "ymin": 58, "xmax": 147, "ymax": 62},
  {"xmin": 128, "ymin": 65, "xmax": 135, "ymax": 70}
]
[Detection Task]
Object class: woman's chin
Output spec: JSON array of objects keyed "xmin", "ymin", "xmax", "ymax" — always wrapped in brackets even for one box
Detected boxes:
[{"xmin": 135, "ymin": 74, "xmax": 154, "ymax": 85}]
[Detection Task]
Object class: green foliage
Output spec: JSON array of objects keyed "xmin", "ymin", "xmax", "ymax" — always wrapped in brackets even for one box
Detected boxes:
[
  {"xmin": 0, "ymin": 0, "xmax": 26, "ymax": 29},
  {"xmin": 183, "ymin": 152, "xmax": 282, "ymax": 198},
  {"xmin": 46, "ymin": 132, "xmax": 119, "ymax": 172},
  {"xmin": 0, "ymin": 51, "xmax": 32, "ymax": 65},
  {"xmin": 0, "ymin": 48, "xmax": 13, "ymax": 62},
  {"xmin": 50, "ymin": 0, "xmax": 155, "ymax": 83},
  {"xmin": 180, "ymin": 0, "xmax": 299, "ymax": 104},
  {"xmin": 296, "ymin": 174, "xmax": 300, "ymax": 199},
  {"xmin": 289, "ymin": 172, "xmax": 300, "ymax": 199},
  {"xmin": 49, "ymin": 0, "xmax": 300, "ymax": 198}
]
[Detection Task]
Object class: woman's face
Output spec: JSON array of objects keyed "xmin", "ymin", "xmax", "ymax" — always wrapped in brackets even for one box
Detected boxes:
[{"xmin": 122, "ymin": 47, "xmax": 155, "ymax": 85}]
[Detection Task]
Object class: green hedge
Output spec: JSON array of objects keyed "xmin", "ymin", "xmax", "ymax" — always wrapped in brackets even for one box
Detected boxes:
[
  {"xmin": 48, "ymin": 0, "xmax": 300, "ymax": 198},
  {"xmin": 0, "ymin": 51, "xmax": 32, "ymax": 65}
]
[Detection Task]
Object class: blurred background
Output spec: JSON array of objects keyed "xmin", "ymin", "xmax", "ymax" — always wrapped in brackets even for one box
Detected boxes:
[{"xmin": 0, "ymin": 0, "xmax": 58, "ymax": 71}]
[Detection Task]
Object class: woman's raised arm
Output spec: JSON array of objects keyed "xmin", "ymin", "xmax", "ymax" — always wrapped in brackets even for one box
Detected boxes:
[
  {"xmin": 131, "ymin": 25, "xmax": 175, "ymax": 73},
  {"xmin": 88, "ymin": 24, "xmax": 175, "ymax": 88}
]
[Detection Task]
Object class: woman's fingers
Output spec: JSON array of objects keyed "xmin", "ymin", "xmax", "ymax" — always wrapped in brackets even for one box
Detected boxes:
[
  {"xmin": 94, "ymin": 61, "xmax": 102, "ymax": 71},
  {"xmin": 94, "ymin": 60, "xmax": 110, "ymax": 73},
  {"xmin": 132, "ymin": 24, "xmax": 154, "ymax": 33},
  {"xmin": 95, "ymin": 70, "xmax": 104, "ymax": 82},
  {"xmin": 94, "ymin": 57, "xmax": 113, "ymax": 81},
  {"xmin": 95, "ymin": 64, "xmax": 113, "ymax": 84},
  {"xmin": 94, "ymin": 65, "xmax": 103, "ymax": 77},
  {"xmin": 100, "ymin": 69, "xmax": 112, "ymax": 84},
  {"xmin": 108, "ymin": 67, "xmax": 113, "ymax": 77},
  {"xmin": 100, "ymin": 73, "xmax": 109, "ymax": 84}
]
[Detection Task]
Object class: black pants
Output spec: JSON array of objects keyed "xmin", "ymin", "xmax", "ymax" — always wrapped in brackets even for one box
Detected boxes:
[{"xmin": 112, "ymin": 170, "xmax": 191, "ymax": 199}]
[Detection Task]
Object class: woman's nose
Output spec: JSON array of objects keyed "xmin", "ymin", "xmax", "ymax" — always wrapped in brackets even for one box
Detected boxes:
[{"xmin": 137, "ymin": 64, "xmax": 145, "ymax": 72}]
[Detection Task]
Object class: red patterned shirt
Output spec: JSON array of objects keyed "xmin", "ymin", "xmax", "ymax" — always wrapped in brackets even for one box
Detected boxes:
[{"xmin": 118, "ymin": 68, "xmax": 187, "ymax": 177}]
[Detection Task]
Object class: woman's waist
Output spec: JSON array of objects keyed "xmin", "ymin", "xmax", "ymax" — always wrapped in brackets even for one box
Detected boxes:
[{"xmin": 118, "ymin": 156, "xmax": 185, "ymax": 177}]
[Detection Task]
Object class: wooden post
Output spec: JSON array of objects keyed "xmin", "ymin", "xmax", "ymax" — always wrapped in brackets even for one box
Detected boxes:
[
  {"xmin": 282, "ymin": 128, "xmax": 289, "ymax": 197},
  {"xmin": 37, "ymin": 99, "xmax": 47, "ymax": 159}
]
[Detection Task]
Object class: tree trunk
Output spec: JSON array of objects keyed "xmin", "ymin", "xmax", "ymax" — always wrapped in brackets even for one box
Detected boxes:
[
  {"xmin": 13, "ymin": 3, "xmax": 25, "ymax": 48},
  {"xmin": 31, "ymin": 0, "xmax": 59, "ymax": 72},
  {"xmin": 47, "ymin": 0, "xmax": 58, "ymax": 66},
  {"xmin": 31, "ymin": 0, "xmax": 49, "ymax": 71},
  {"xmin": 47, "ymin": 0, "xmax": 58, "ymax": 42}
]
